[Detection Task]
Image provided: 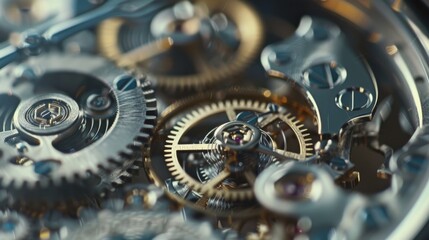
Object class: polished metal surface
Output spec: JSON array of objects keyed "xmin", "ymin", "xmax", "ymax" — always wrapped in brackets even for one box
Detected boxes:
[{"xmin": 0, "ymin": 0, "xmax": 428, "ymax": 239}]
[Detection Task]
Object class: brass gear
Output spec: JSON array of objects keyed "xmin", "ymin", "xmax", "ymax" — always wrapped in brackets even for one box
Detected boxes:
[
  {"xmin": 164, "ymin": 99, "xmax": 313, "ymax": 201},
  {"xmin": 97, "ymin": 0, "xmax": 263, "ymax": 90}
]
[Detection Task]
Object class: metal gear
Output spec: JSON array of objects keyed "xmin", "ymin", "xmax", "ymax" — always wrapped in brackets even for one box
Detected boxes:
[
  {"xmin": 0, "ymin": 53, "xmax": 157, "ymax": 207},
  {"xmin": 97, "ymin": 0, "xmax": 263, "ymax": 90},
  {"xmin": 165, "ymin": 99, "xmax": 312, "ymax": 201},
  {"xmin": 145, "ymin": 89, "xmax": 314, "ymax": 215}
]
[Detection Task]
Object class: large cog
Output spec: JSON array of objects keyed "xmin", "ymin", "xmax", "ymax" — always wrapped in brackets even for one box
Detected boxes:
[
  {"xmin": 164, "ymin": 99, "xmax": 313, "ymax": 202},
  {"xmin": 97, "ymin": 0, "xmax": 263, "ymax": 90},
  {"xmin": 0, "ymin": 53, "xmax": 157, "ymax": 207}
]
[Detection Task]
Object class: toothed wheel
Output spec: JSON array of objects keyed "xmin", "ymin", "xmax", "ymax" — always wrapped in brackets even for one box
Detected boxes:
[
  {"xmin": 164, "ymin": 99, "xmax": 312, "ymax": 201},
  {"xmin": 0, "ymin": 54, "xmax": 157, "ymax": 207},
  {"xmin": 97, "ymin": 0, "xmax": 263, "ymax": 90},
  {"xmin": 145, "ymin": 89, "xmax": 314, "ymax": 215}
]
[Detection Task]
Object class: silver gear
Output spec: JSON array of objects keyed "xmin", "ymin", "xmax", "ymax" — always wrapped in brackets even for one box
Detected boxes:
[{"xmin": 0, "ymin": 53, "xmax": 157, "ymax": 206}]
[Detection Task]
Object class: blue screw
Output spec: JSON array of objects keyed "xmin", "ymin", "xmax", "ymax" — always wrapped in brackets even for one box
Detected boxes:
[
  {"xmin": 114, "ymin": 74, "xmax": 138, "ymax": 91},
  {"xmin": 34, "ymin": 160, "xmax": 60, "ymax": 176}
]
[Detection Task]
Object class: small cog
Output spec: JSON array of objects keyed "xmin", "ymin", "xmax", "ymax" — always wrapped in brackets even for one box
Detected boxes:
[{"xmin": 97, "ymin": 0, "xmax": 263, "ymax": 90}]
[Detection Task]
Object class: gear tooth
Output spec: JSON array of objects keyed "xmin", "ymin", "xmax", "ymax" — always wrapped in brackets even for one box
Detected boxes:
[
  {"xmin": 239, "ymin": 191, "xmax": 246, "ymax": 200},
  {"xmin": 142, "ymin": 88, "xmax": 155, "ymax": 95},
  {"xmin": 129, "ymin": 142, "xmax": 142, "ymax": 150},
  {"xmin": 124, "ymin": 146, "xmax": 136, "ymax": 156},
  {"xmin": 229, "ymin": 193, "xmax": 236, "ymax": 201},
  {"xmin": 166, "ymin": 162, "xmax": 175, "ymax": 167},
  {"xmin": 203, "ymin": 105, "xmax": 211, "ymax": 113},
  {"xmin": 170, "ymin": 169, "xmax": 180, "ymax": 177},
  {"xmin": 252, "ymin": 100, "xmax": 260, "ymax": 108},
  {"xmin": 167, "ymin": 134, "xmax": 176, "ymax": 140},
  {"xmin": 166, "ymin": 139, "xmax": 174, "ymax": 144},
  {"xmin": 232, "ymin": 99, "xmax": 239, "ymax": 106},
  {"xmin": 137, "ymin": 135, "xmax": 151, "ymax": 145},
  {"xmin": 137, "ymin": 132, "xmax": 151, "ymax": 140},
  {"xmin": 217, "ymin": 101, "xmax": 225, "ymax": 108},
  {"xmin": 127, "ymin": 166, "xmax": 140, "ymax": 177},
  {"xmin": 108, "ymin": 158, "xmax": 123, "ymax": 168},
  {"xmin": 211, "ymin": 102, "xmax": 219, "ymax": 111},
  {"xmin": 142, "ymin": 123, "xmax": 155, "ymax": 131},
  {"xmin": 185, "ymin": 113, "xmax": 194, "ymax": 120},
  {"xmin": 145, "ymin": 108, "xmax": 158, "ymax": 116},
  {"xmin": 192, "ymin": 110, "xmax": 200, "ymax": 118}
]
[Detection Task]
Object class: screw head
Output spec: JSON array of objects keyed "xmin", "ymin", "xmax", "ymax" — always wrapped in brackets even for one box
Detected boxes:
[
  {"xmin": 302, "ymin": 61, "xmax": 346, "ymax": 89},
  {"xmin": 114, "ymin": 74, "xmax": 138, "ymax": 91},
  {"xmin": 86, "ymin": 94, "xmax": 112, "ymax": 112},
  {"xmin": 22, "ymin": 33, "xmax": 45, "ymax": 56},
  {"xmin": 328, "ymin": 157, "xmax": 348, "ymax": 171},
  {"xmin": 33, "ymin": 160, "xmax": 61, "ymax": 176},
  {"xmin": 269, "ymin": 51, "xmax": 294, "ymax": 66},
  {"xmin": 336, "ymin": 87, "xmax": 373, "ymax": 111}
]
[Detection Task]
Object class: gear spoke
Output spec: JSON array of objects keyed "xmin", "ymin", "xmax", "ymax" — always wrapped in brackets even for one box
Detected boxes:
[
  {"xmin": 204, "ymin": 169, "xmax": 230, "ymax": 189},
  {"xmin": 174, "ymin": 143, "xmax": 216, "ymax": 152},
  {"xmin": 275, "ymin": 149, "xmax": 306, "ymax": 161},
  {"xmin": 225, "ymin": 107, "xmax": 237, "ymax": 121},
  {"xmin": 258, "ymin": 115, "xmax": 279, "ymax": 128},
  {"xmin": 195, "ymin": 195, "xmax": 209, "ymax": 208},
  {"xmin": 244, "ymin": 170, "xmax": 257, "ymax": 186}
]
